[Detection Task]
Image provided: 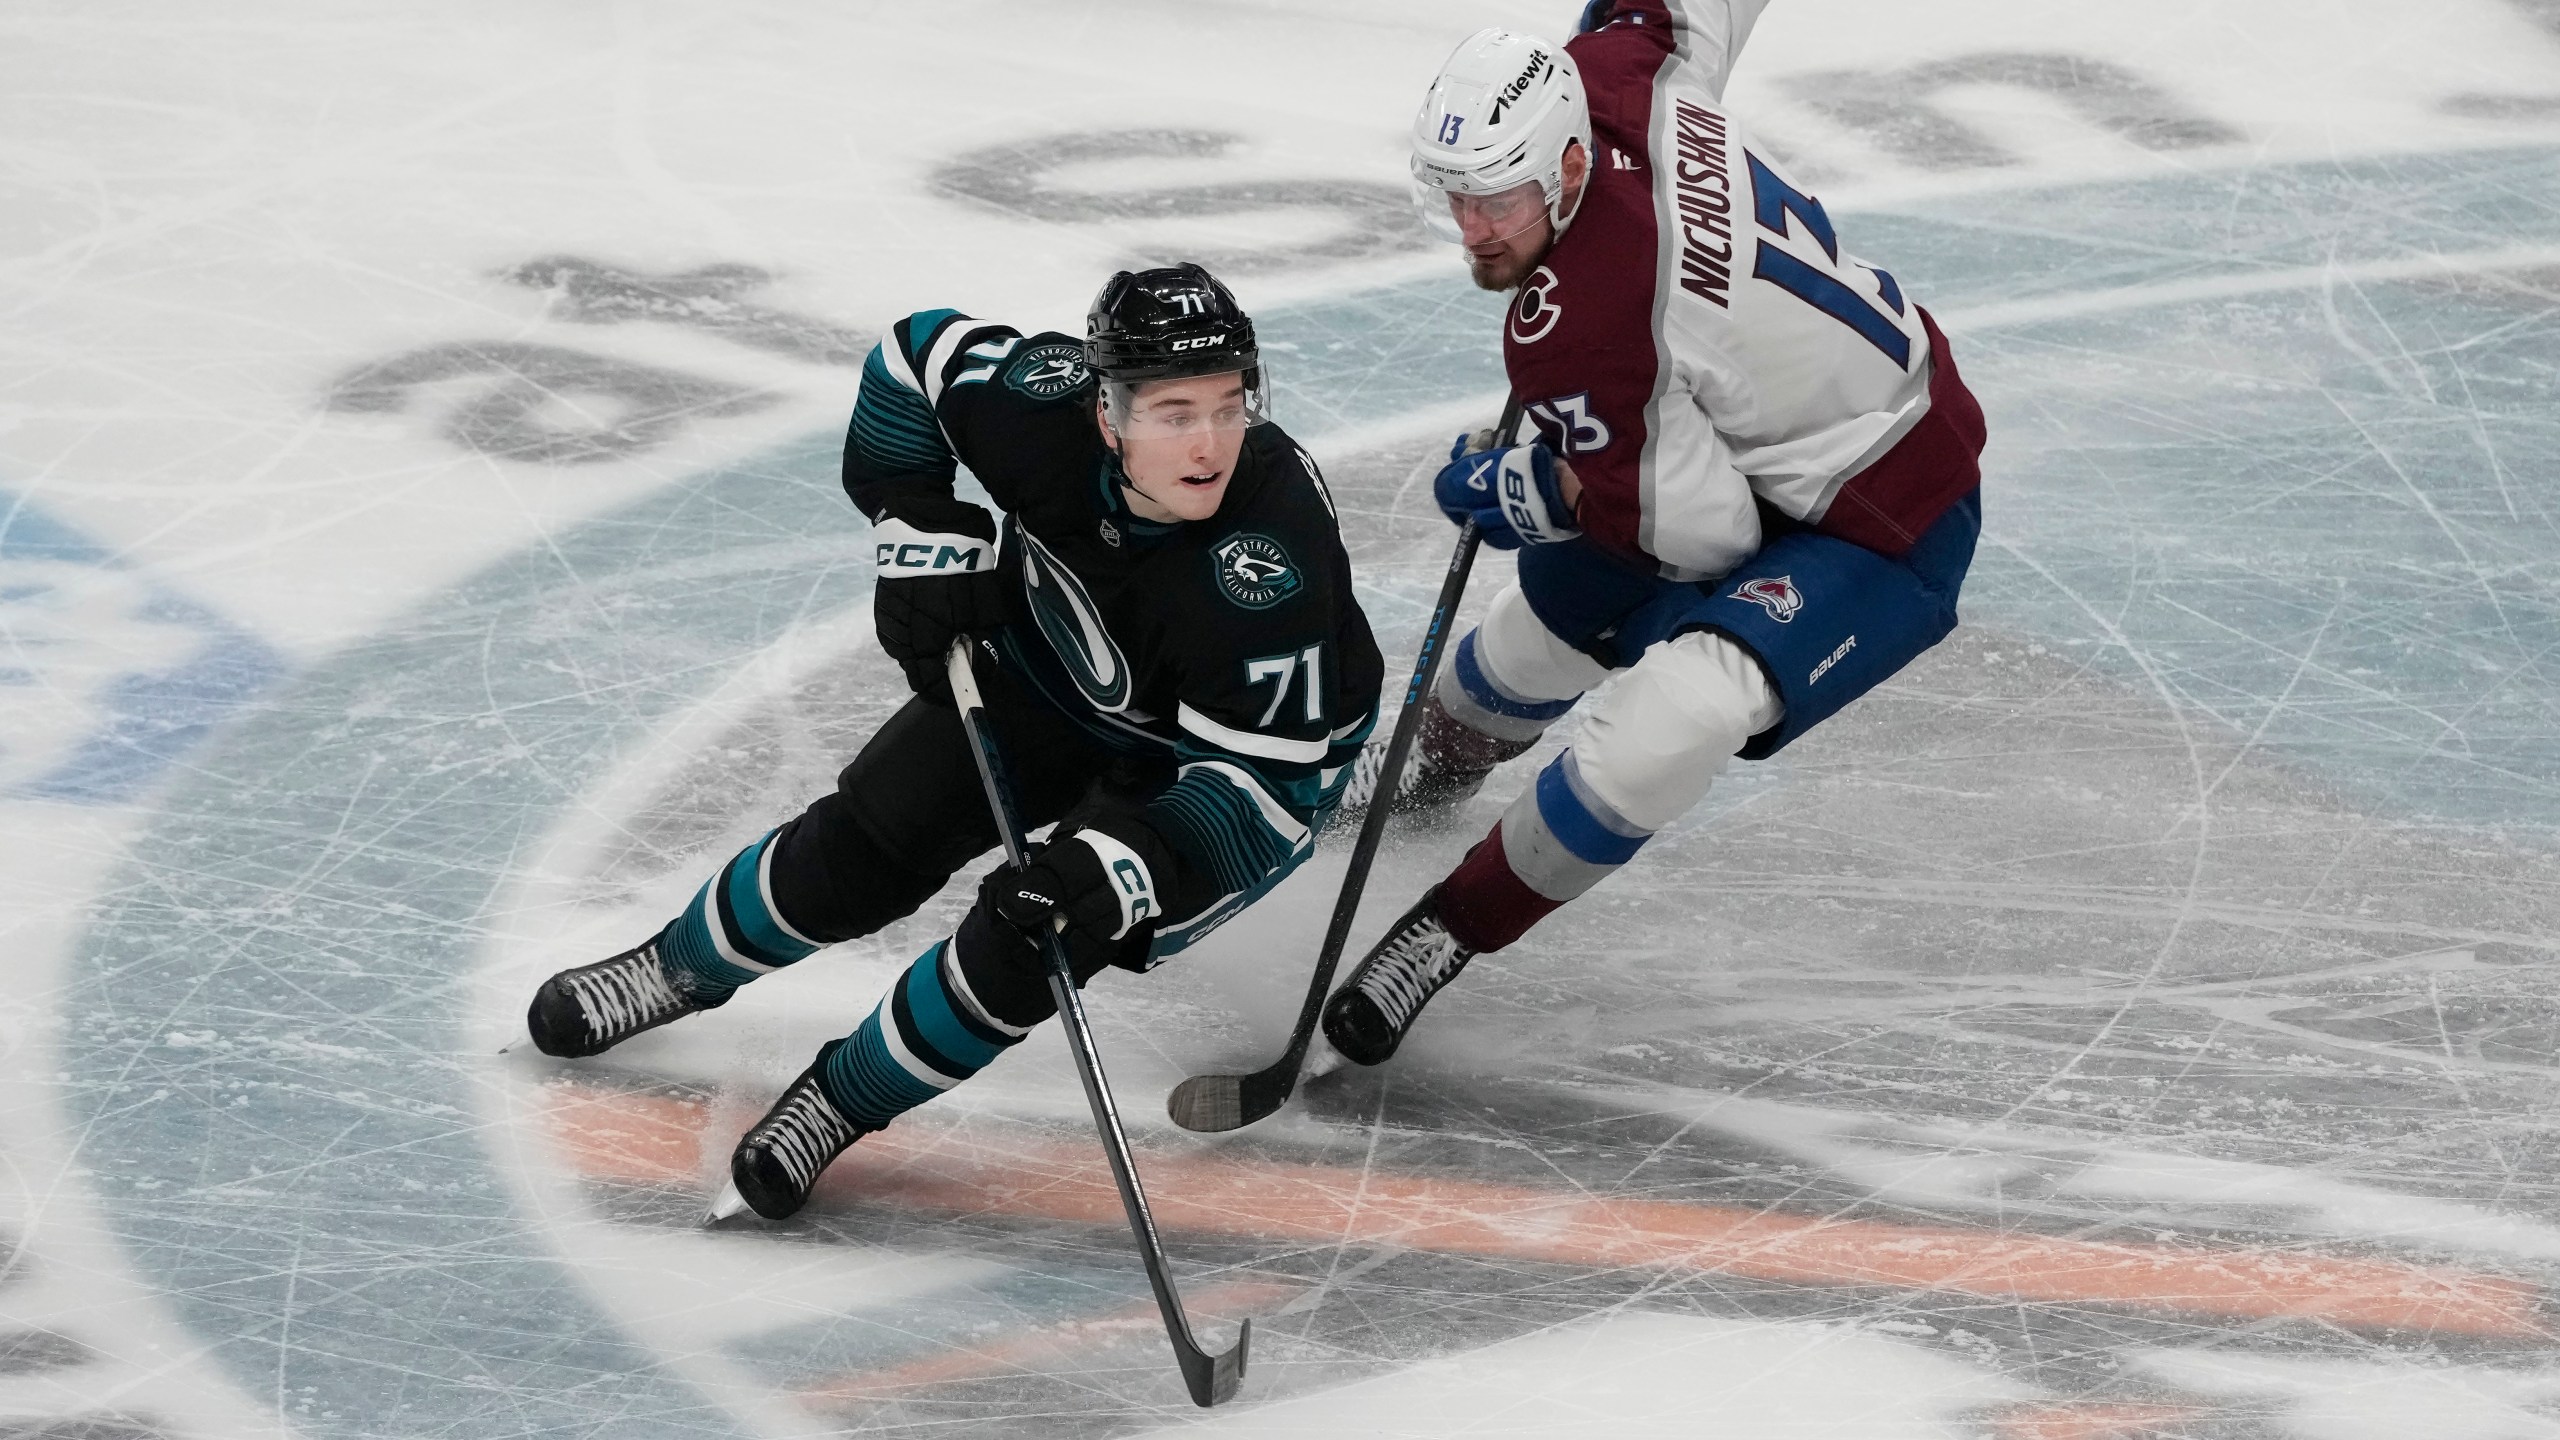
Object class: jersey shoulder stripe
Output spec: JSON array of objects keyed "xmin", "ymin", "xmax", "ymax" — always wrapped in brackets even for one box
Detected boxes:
[
  {"xmin": 887, "ymin": 310, "xmax": 1025, "ymax": 405},
  {"xmin": 851, "ymin": 343, "xmax": 952, "ymax": 476}
]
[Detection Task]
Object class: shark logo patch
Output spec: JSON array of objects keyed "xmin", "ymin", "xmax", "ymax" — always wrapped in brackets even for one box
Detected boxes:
[
  {"xmin": 1212, "ymin": 534, "xmax": 1300, "ymax": 610},
  {"xmin": 1003, "ymin": 342, "xmax": 1090, "ymax": 400}
]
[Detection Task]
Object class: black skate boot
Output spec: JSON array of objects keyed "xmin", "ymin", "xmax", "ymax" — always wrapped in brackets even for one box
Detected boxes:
[
  {"xmin": 729, "ymin": 1041, "xmax": 869, "ymax": 1220},
  {"xmin": 1322, "ymin": 887, "xmax": 1478, "ymax": 1066},
  {"xmin": 526, "ymin": 939, "xmax": 725, "ymax": 1058},
  {"xmin": 1332, "ymin": 695, "xmax": 1536, "ymax": 832}
]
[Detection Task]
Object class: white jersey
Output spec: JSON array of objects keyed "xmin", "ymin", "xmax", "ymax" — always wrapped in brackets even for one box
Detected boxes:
[{"xmin": 1502, "ymin": 0, "xmax": 1976, "ymax": 575}]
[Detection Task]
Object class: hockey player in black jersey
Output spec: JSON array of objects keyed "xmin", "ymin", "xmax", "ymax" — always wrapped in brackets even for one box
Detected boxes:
[{"xmin": 524, "ymin": 263, "xmax": 1383, "ymax": 1218}]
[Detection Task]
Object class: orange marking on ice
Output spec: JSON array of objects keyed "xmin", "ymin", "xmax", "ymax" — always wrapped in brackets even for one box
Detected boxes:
[
  {"xmin": 540, "ymin": 1085, "xmax": 2551, "ymax": 1339},
  {"xmin": 542, "ymin": 1082, "xmax": 707, "ymax": 1178},
  {"xmin": 1989, "ymin": 1402, "xmax": 2208, "ymax": 1440},
  {"xmin": 793, "ymin": 1279, "xmax": 1291, "ymax": 1402}
]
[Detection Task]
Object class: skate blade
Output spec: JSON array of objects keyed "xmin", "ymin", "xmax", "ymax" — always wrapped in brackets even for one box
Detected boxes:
[
  {"xmin": 702, "ymin": 1181, "xmax": 752, "ymax": 1227},
  {"xmin": 1302, "ymin": 1035, "xmax": 1351, "ymax": 1081}
]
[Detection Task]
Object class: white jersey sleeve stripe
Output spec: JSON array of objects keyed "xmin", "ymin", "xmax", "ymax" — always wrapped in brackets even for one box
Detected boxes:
[
  {"xmin": 1177, "ymin": 702, "xmax": 1332, "ymax": 764},
  {"xmin": 878, "ymin": 328, "xmax": 928, "ymax": 397},
  {"xmin": 920, "ymin": 316, "xmax": 994, "ymax": 405}
]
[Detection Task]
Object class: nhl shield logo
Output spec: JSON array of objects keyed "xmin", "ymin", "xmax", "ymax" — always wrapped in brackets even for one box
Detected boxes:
[{"xmin": 1730, "ymin": 575, "xmax": 1803, "ymax": 623}]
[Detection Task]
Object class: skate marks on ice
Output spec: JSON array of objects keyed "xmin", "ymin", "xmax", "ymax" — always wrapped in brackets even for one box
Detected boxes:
[
  {"xmin": 0, "ymin": 1229, "xmax": 175, "ymax": 1440},
  {"xmin": 536, "ymin": 1079, "xmax": 2545, "ymax": 1337},
  {"xmin": 51, "ymin": 145, "xmax": 2560, "ymax": 1436},
  {"xmin": 1341, "ymin": 618, "xmax": 2560, "ymax": 1214},
  {"xmin": 57, "ymin": 440, "xmax": 882, "ymax": 1440},
  {"xmin": 0, "ymin": 495, "xmax": 282, "ymax": 805},
  {"xmin": 516, "ymin": 1059, "xmax": 2551, "ymax": 1437},
  {"xmin": 493, "ymin": 467, "xmax": 2560, "ymax": 1435}
]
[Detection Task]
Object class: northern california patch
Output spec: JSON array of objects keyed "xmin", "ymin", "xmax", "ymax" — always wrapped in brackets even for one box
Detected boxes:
[
  {"xmin": 1003, "ymin": 341, "xmax": 1090, "ymax": 399},
  {"xmin": 1212, "ymin": 533, "xmax": 1300, "ymax": 610}
]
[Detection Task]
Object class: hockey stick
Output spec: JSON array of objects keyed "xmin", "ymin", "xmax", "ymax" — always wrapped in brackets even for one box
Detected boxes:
[
  {"xmin": 1166, "ymin": 397, "xmax": 1521, "ymax": 1134},
  {"xmin": 945, "ymin": 637, "xmax": 1249, "ymax": 1409}
]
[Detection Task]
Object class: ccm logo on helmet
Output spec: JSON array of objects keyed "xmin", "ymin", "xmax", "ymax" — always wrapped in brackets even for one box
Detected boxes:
[
  {"xmin": 1167, "ymin": 333, "xmax": 1228, "ymax": 352},
  {"xmin": 1489, "ymin": 49, "xmax": 1554, "ymax": 124}
]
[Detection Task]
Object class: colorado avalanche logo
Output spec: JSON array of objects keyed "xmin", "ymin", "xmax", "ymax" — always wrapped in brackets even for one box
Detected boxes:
[
  {"xmin": 1509, "ymin": 266, "xmax": 1562, "ymax": 344},
  {"xmin": 1730, "ymin": 575, "xmax": 1803, "ymax": 623}
]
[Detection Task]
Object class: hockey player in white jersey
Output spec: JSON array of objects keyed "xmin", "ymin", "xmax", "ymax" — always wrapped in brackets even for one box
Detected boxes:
[{"xmin": 1325, "ymin": 0, "xmax": 1988, "ymax": 1064}]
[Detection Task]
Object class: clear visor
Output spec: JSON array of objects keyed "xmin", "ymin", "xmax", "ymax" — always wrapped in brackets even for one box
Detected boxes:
[
  {"xmin": 1102, "ymin": 368, "xmax": 1270, "ymax": 439},
  {"xmin": 1410, "ymin": 174, "xmax": 1552, "ymax": 246}
]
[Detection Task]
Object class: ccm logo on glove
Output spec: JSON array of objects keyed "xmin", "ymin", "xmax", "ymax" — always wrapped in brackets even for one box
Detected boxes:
[
  {"xmin": 983, "ymin": 829, "xmax": 1157, "ymax": 942},
  {"xmin": 873, "ymin": 518, "xmax": 995, "ymax": 574}
]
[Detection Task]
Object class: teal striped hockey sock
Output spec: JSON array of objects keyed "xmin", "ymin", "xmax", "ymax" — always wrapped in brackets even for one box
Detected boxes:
[
  {"xmin": 818, "ymin": 935, "xmax": 1026, "ymax": 1129},
  {"xmin": 655, "ymin": 830, "xmax": 823, "ymax": 999}
]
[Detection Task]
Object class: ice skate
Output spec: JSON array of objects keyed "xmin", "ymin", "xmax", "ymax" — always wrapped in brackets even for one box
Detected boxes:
[
  {"xmin": 1330, "ymin": 697, "xmax": 1534, "ymax": 832},
  {"xmin": 525, "ymin": 940, "xmax": 724, "ymax": 1058},
  {"xmin": 1321, "ymin": 887, "xmax": 1477, "ymax": 1066},
  {"xmin": 728, "ymin": 1041, "xmax": 869, "ymax": 1220}
]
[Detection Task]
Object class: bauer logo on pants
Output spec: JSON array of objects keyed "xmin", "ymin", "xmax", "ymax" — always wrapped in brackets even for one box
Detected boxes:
[{"xmin": 1731, "ymin": 575, "xmax": 1803, "ymax": 623}]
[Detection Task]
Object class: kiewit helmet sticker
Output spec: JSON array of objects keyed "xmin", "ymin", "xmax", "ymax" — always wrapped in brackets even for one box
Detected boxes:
[{"xmin": 1407, "ymin": 27, "xmax": 1593, "ymax": 240}]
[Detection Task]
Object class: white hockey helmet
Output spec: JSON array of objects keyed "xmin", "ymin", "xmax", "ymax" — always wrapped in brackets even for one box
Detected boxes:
[{"xmin": 1409, "ymin": 28, "xmax": 1592, "ymax": 246}]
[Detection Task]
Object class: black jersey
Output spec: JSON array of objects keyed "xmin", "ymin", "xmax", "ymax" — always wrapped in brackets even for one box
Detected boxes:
[{"xmin": 843, "ymin": 308, "xmax": 1383, "ymax": 948}]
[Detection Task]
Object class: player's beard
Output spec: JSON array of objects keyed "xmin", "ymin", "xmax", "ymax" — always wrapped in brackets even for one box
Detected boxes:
[
  {"xmin": 1469, "ymin": 249, "xmax": 1535, "ymax": 292},
  {"xmin": 1466, "ymin": 230, "xmax": 1551, "ymax": 293}
]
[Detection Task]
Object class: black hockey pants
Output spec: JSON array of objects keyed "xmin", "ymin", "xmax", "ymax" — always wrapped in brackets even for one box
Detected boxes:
[{"xmin": 762, "ymin": 665, "xmax": 1161, "ymax": 1026}]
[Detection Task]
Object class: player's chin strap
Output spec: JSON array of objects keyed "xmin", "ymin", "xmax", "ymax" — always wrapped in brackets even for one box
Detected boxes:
[
  {"xmin": 944, "ymin": 637, "xmax": 1249, "ymax": 1409},
  {"xmin": 1103, "ymin": 447, "xmax": 1148, "ymax": 506},
  {"xmin": 1092, "ymin": 416, "xmax": 1158, "ymax": 512}
]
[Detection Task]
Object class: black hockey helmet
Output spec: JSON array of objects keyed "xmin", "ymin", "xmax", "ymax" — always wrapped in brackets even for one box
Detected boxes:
[{"xmin": 1085, "ymin": 263, "xmax": 1260, "ymax": 383}]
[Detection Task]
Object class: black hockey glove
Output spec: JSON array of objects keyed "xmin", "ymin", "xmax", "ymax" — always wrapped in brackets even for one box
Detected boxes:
[
  {"xmin": 871, "ymin": 497, "xmax": 1013, "ymax": 698},
  {"xmin": 979, "ymin": 828, "xmax": 1161, "ymax": 947}
]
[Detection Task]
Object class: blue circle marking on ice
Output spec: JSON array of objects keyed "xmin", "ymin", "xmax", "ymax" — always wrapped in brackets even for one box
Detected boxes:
[{"xmin": 57, "ymin": 145, "xmax": 2560, "ymax": 1436}]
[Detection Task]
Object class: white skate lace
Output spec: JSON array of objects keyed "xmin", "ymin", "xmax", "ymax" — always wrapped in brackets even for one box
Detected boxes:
[
  {"xmin": 1356, "ymin": 914, "xmax": 1471, "ymax": 1031},
  {"xmin": 1340, "ymin": 739, "xmax": 1387, "ymax": 811},
  {"xmin": 566, "ymin": 946, "xmax": 691, "ymax": 1042},
  {"xmin": 757, "ymin": 1082, "xmax": 858, "ymax": 1191},
  {"xmin": 1341, "ymin": 736, "xmax": 1414, "ymax": 813}
]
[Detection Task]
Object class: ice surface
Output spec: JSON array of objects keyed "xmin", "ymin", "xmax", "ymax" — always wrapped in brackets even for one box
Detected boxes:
[{"xmin": 5, "ymin": 2, "xmax": 2560, "ymax": 1437}]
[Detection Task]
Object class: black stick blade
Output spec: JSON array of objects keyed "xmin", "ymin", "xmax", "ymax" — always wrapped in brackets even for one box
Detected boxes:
[
  {"xmin": 1166, "ymin": 1065, "xmax": 1292, "ymax": 1133},
  {"xmin": 1164, "ymin": 1073, "xmax": 1243, "ymax": 1132},
  {"xmin": 1177, "ymin": 1317, "xmax": 1250, "ymax": 1407}
]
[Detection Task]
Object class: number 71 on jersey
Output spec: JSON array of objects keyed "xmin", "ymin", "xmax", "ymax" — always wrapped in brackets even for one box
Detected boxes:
[{"xmin": 1244, "ymin": 644, "xmax": 1324, "ymax": 727}]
